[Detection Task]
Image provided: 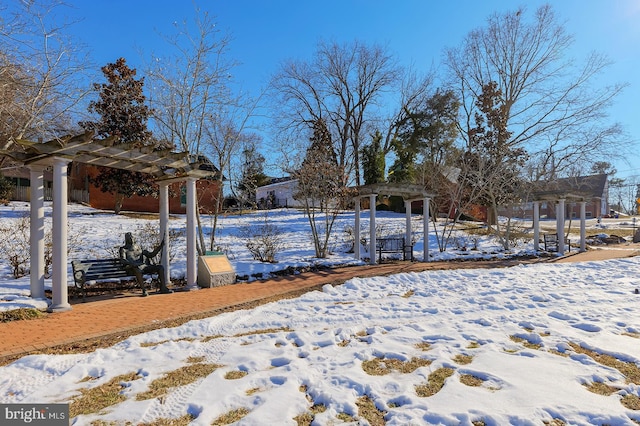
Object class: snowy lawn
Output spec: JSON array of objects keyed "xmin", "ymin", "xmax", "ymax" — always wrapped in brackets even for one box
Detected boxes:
[{"xmin": 0, "ymin": 202, "xmax": 639, "ymax": 424}]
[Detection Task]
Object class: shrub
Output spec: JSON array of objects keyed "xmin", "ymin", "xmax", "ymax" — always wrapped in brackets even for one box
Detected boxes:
[
  {"xmin": 0, "ymin": 175, "xmax": 13, "ymax": 205},
  {"xmin": 238, "ymin": 214, "xmax": 283, "ymax": 263},
  {"xmin": 0, "ymin": 215, "xmax": 30, "ymax": 278}
]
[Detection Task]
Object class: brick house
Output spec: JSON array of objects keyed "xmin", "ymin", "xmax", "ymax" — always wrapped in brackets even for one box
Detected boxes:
[
  {"xmin": 69, "ymin": 158, "xmax": 223, "ymax": 214},
  {"xmin": 504, "ymin": 174, "xmax": 609, "ymax": 220}
]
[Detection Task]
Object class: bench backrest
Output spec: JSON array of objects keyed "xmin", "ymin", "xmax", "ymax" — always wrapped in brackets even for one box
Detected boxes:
[
  {"xmin": 377, "ymin": 238, "xmax": 405, "ymax": 251},
  {"xmin": 72, "ymin": 259, "xmax": 132, "ymax": 282}
]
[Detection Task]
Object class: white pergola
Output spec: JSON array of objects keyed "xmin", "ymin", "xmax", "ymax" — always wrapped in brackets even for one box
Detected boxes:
[
  {"xmin": 353, "ymin": 183, "xmax": 436, "ymax": 264},
  {"xmin": 531, "ymin": 190, "xmax": 592, "ymax": 255},
  {"xmin": 1, "ymin": 132, "xmax": 216, "ymax": 312}
]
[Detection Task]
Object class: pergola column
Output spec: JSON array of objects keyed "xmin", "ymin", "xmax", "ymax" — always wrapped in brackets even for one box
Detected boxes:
[
  {"xmin": 354, "ymin": 197, "xmax": 361, "ymax": 260},
  {"xmin": 28, "ymin": 164, "xmax": 46, "ymax": 300},
  {"xmin": 185, "ymin": 177, "xmax": 198, "ymax": 290},
  {"xmin": 49, "ymin": 157, "xmax": 71, "ymax": 312},
  {"xmin": 557, "ymin": 198, "xmax": 566, "ymax": 255},
  {"xmin": 579, "ymin": 201, "xmax": 587, "ymax": 252},
  {"xmin": 404, "ymin": 200, "xmax": 412, "ymax": 250},
  {"xmin": 533, "ymin": 201, "xmax": 540, "ymax": 252},
  {"xmin": 159, "ymin": 182, "xmax": 171, "ymax": 285},
  {"xmin": 369, "ymin": 194, "xmax": 377, "ymax": 265},
  {"xmin": 423, "ymin": 197, "xmax": 430, "ymax": 262}
]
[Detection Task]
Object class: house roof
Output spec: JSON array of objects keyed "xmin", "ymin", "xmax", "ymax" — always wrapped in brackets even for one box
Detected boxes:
[
  {"xmin": 0, "ymin": 132, "xmax": 216, "ymax": 181},
  {"xmin": 532, "ymin": 174, "xmax": 608, "ymax": 201}
]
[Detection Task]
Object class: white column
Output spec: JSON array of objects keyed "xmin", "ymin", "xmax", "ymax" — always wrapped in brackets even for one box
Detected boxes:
[
  {"xmin": 159, "ymin": 182, "xmax": 171, "ymax": 285},
  {"xmin": 405, "ymin": 200, "xmax": 412, "ymax": 250},
  {"xmin": 185, "ymin": 177, "xmax": 198, "ymax": 289},
  {"xmin": 28, "ymin": 164, "xmax": 46, "ymax": 300},
  {"xmin": 533, "ymin": 201, "xmax": 540, "ymax": 252},
  {"xmin": 49, "ymin": 158, "xmax": 71, "ymax": 312},
  {"xmin": 354, "ymin": 197, "xmax": 361, "ymax": 260},
  {"xmin": 579, "ymin": 201, "xmax": 587, "ymax": 252},
  {"xmin": 369, "ymin": 194, "xmax": 376, "ymax": 265},
  {"xmin": 423, "ymin": 198, "xmax": 430, "ymax": 262},
  {"xmin": 557, "ymin": 199, "xmax": 566, "ymax": 255}
]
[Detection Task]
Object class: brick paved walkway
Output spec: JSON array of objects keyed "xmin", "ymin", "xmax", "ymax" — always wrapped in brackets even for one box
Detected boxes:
[{"xmin": 1, "ymin": 247, "xmax": 638, "ymax": 365}]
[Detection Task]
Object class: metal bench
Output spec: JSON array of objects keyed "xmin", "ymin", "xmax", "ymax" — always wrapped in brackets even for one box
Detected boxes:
[
  {"xmin": 71, "ymin": 258, "xmax": 146, "ymax": 302},
  {"xmin": 376, "ymin": 237, "xmax": 413, "ymax": 263},
  {"xmin": 543, "ymin": 233, "xmax": 571, "ymax": 253}
]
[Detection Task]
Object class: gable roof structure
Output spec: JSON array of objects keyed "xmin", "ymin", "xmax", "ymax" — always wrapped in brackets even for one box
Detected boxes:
[{"xmin": 532, "ymin": 173, "xmax": 608, "ymax": 202}]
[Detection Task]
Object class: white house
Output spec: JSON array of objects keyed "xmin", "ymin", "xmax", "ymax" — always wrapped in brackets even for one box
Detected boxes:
[{"xmin": 255, "ymin": 178, "xmax": 300, "ymax": 208}]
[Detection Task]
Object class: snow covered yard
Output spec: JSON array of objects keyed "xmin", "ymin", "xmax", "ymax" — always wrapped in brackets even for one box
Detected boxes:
[{"xmin": 0, "ymin": 202, "xmax": 639, "ymax": 424}]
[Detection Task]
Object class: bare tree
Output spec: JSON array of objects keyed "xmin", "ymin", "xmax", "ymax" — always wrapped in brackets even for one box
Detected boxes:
[
  {"xmin": 270, "ymin": 40, "xmax": 400, "ymax": 185},
  {"xmin": 293, "ymin": 119, "xmax": 352, "ymax": 258},
  {"xmin": 0, "ymin": 0, "xmax": 91, "ymax": 155},
  {"xmin": 445, "ymin": 5, "xmax": 627, "ymax": 181},
  {"xmin": 145, "ymin": 6, "xmax": 262, "ymax": 253}
]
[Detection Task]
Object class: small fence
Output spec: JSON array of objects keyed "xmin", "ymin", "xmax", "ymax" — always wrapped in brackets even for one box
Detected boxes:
[{"xmin": 11, "ymin": 185, "xmax": 89, "ymax": 204}]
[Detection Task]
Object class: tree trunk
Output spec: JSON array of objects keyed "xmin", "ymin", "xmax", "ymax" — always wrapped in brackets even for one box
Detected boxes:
[{"xmin": 114, "ymin": 193, "xmax": 124, "ymax": 215}]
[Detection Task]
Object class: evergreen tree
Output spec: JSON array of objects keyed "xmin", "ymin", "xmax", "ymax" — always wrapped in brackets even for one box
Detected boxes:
[
  {"xmin": 0, "ymin": 174, "xmax": 13, "ymax": 205},
  {"xmin": 361, "ymin": 131, "xmax": 386, "ymax": 185},
  {"xmin": 79, "ymin": 58, "xmax": 159, "ymax": 214},
  {"xmin": 236, "ymin": 144, "xmax": 269, "ymax": 208}
]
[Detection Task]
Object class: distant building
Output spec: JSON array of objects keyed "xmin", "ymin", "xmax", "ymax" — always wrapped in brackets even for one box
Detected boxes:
[
  {"xmin": 69, "ymin": 156, "xmax": 223, "ymax": 214},
  {"xmin": 503, "ymin": 174, "xmax": 609, "ymax": 220},
  {"xmin": 255, "ymin": 177, "xmax": 299, "ymax": 209}
]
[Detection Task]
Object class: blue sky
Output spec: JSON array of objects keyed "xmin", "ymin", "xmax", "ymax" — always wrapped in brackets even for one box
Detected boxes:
[{"xmin": 63, "ymin": 0, "xmax": 639, "ymax": 182}]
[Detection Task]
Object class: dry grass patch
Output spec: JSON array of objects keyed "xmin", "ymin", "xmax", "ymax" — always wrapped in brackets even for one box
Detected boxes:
[
  {"xmin": 224, "ymin": 370, "xmax": 248, "ymax": 380},
  {"xmin": 467, "ymin": 341, "xmax": 481, "ymax": 349},
  {"xmin": 245, "ymin": 387, "xmax": 261, "ymax": 395},
  {"xmin": 622, "ymin": 394, "xmax": 640, "ymax": 410},
  {"xmin": 583, "ymin": 381, "xmax": 620, "ymax": 396},
  {"xmin": 337, "ymin": 412, "xmax": 355, "ymax": 422},
  {"xmin": 568, "ymin": 342, "xmax": 640, "ymax": 384},
  {"xmin": 293, "ymin": 412, "xmax": 314, "ymax": 426},
  {"xmin": 453, "ymin": 354, "xmax": 473, "ymax": 365},
  {"xmin": 509, "ymin": 335, "xmax": 542, "ymax": 350},
  {"xmin": 415, "ymin": 367, "xmax": 455, "ymax": 397},
  {"xmin": 402, "ymin": 290, "xmax": 415, "ymax": 298},
  {"xmin": 293, "ymin": 404, "xmax": 326, "ymax": 426},
  {"xmin": 186, "ymin": 356, "xmax": 205, "ymax": 363},
  {"xmin": 201, "ymin": 334, "xmax": 224, "ymax": 342},
  {"xmin": 0, "ymin": 308, "xmax": 45, "ymax": 323},
  {"xmin": 623, "ymin": 332, "xmax": 640, "ymax": 339},
  {"xmin": 232, "ymin": 327, "xmax": 293, "ymax": 337},
  {"xmin": 460, "ymin": 374, "xmax": 484, "ymax": 387},
  {"xmin": 337, "ymin": 339, "xmax": 350, "ymax": 347},
  {"xmin": 356, "ymin": 396, "xmax": 386, "ymax": 426},
  {"xmin": 70, "ymin": 372, "xmax": 141, "ymax": 417},
  {"xmin": 415, "ymin": 342, "xmax": 431, "ymax": 351},
  {"xmin": 543, "ymin": 419, "xmax": 566, "ymax": 426},
  {"xmin": 138, "ymin": 414, "xmax": 196, "ymax": 426},
  {"xmin": 362, "ymin": 357, "xmax": 431, "ymax": 376},
  {"xmin": 211, "ymin": 408, "xmax": 250, "ymax": 425},
  {"xmin": 139, "ymin": 337, "xmax": 196, "ymax": 348},
  {"xmin": 136, "ymin": 363, "xmax": 222, "ymax": 401}
]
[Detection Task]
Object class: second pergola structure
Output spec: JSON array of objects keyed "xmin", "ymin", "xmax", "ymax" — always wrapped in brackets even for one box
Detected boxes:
[
  {"xmin": 1, "ymin": 132, "xmax": 217, "ymax": 312},
  {"xmin": 353, "ymin": 183, "xmax": 436, "ymax": 264},
  {"xmin": 531, "ymin": 190, "xmax": 593, "ymax": 255}
]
